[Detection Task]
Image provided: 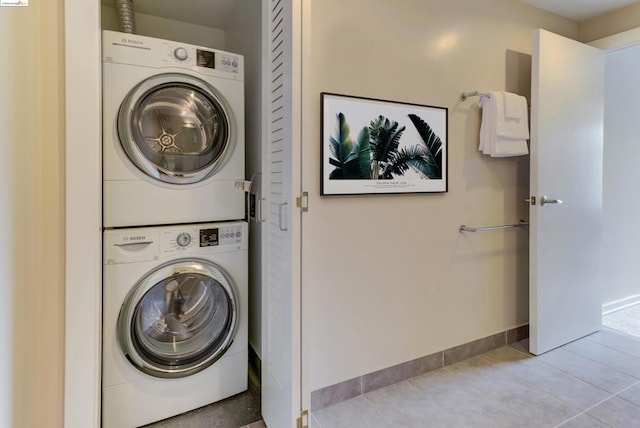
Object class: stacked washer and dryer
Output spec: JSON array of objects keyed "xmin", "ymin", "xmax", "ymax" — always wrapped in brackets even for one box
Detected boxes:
[{"xmin": 101, "ymin": 30, "xmax": 249, "ymax": 427}]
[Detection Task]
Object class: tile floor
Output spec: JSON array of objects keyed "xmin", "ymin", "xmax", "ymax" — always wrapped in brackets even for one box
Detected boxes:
[{"xmin": 311, "ymin": 328, "xmax": 640, "ymax": 428}]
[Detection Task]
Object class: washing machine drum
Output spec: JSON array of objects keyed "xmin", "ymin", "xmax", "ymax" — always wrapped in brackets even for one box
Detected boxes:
[
  {"xmin": 118, "ymin": 259, "xmax": 239, "ymax": 378},
  {"xmin": 117, "ymin": 73, "xmax": 236, "ymax": 185}
]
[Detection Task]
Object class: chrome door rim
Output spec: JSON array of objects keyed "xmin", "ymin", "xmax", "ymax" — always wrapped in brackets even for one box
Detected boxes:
[
  {"xmin": 117, "ymin": 258, "xmax": 239, "ymax": 378},
  {"xmin": 117, "ymin": 73, "xmax": 237, "ymax": 185}
]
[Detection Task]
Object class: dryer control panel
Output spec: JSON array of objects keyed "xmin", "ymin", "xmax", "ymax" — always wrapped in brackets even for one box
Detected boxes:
[{"xmin": 102, "ymin": 30, "xmax": 244, "ymax": 80}]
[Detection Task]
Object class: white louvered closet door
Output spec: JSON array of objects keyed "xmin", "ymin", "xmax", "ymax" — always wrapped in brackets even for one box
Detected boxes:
[{"xmin": 261, "ymin": 0, "xmax": 302, "ymax": 427}]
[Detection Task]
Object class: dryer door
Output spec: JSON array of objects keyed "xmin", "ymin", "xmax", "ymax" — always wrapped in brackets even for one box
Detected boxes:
[
  {"xmin": 118, "ymin": 258, "xmax": 239, "ymax": 378},
  {"xmin": 118, "ymin": 73, "xmax": 236, "ymax": 185}
]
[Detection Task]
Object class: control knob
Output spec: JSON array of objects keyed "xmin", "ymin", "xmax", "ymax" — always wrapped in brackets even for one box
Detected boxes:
[
  {"xmin": 176, "ymin": 232, "xmax": 192, "ymax": 247},
  {"xmin": 174, "ymin": 47, "xmax": 188, "ymax": 61}
]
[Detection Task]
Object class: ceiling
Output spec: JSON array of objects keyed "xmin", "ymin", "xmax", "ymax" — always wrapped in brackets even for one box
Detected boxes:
[
  {"xmin": 519, "ymin": 0, "xmax": 640, "ymax": 21},
  {"xmin": 102, "ymin": 0, "xmax": 640, "ymax": 27}
]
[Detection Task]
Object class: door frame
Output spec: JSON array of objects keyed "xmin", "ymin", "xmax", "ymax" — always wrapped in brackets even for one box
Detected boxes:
[
  {"xmin": 590, "ymin": 28, "xmax": 640, "ymax": 317},
  {"xmin": 64, "ymin": 1, "xmax": 102, "ymax": 427}
]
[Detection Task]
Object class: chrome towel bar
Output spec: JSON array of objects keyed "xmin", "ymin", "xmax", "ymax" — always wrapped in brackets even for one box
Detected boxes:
[
  {"xmin": 460, "ymin": 91, "xmax": 490, "ymax": 101},
  {"xmin": 459, "ymin": 221, "xmax": 529, "ymax": 233}
]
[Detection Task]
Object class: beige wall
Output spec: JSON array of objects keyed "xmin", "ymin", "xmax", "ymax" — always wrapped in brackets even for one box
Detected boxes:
[
  {"xmin": 580, "ymin": 2, "xmax": 640, "ymax": 42},
  {"xmin": 0, "ymin": 0, "xmax": 65, "ymax": 426},
  {"xmin": 304, "ymin": 0, "xmax": 578, "ymax": 390}
]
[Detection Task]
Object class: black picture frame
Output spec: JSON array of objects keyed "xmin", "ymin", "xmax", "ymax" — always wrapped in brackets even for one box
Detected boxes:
[{"xmin": 321, "ymin": 92, "xmax": 448, "ymax": 195}]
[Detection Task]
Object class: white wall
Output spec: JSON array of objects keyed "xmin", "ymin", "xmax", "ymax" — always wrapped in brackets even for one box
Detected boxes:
[
  {"xmin": 303, "ymin": 0, "xmax": 579, "ymax": 390},
  {"xmin": 602, "ymin": 42, "xmax": 640, "ymax": 309},
  {"xmin": 226, "ymin": 0, "xmax": 264, "ymax": 358},
  {"xmin": 0, "ymin": 1, "xmax": 65, "ymax": 427},
  {"xmin": 101, "ymin": 5, "xmax": 225, "ymax": 48}
]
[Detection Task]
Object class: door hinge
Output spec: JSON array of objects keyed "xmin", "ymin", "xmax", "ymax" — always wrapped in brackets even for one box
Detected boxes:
[
  {"xmin": 296, "ymin": 191, "xmax": 309, "ymax": 212},
  {"xmin": 297, "ymin": 409, "xmax": 309, "ymax": 428}
]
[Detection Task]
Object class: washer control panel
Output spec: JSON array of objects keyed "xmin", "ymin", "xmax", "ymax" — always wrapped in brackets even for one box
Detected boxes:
[
  {"xmin": 104, "ymin": 221, "xmax": 247, "ymax": 264},
  {"xmin": 159, "ymin": 222, "xmax": 246, "ymax": 255},
  {"xmin": 199, "ymin": 225, "xmax": 243, "ymax": 247}
]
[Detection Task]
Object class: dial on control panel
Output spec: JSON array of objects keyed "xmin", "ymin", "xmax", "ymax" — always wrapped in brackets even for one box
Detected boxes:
[
  {"xmin": 174, "ymin": 47, "xmax": 188, "ymax": 61},
  {"xmin": 176, "ymin": 232, "xmax": 192, "ymax": 247}
]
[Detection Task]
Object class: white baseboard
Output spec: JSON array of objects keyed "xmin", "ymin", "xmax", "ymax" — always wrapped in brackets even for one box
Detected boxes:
[{"xmin": 603, "ymin": 294, "xmax": 640, "ymax": 315}]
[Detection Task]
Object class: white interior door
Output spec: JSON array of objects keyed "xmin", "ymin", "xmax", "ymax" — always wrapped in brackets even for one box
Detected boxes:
[
  {"xmin": 261, "ymin": 0, "xmax": 303, "ymax": 426},
  {"xmin": 529, "ymin": 29, "xmax": 604, "ymax": 355}
]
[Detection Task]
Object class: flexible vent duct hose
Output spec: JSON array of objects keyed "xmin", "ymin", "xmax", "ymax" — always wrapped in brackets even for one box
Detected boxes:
[{"xmin": 115, "ymin": 0, "xmax": 136, "ymax": 34}]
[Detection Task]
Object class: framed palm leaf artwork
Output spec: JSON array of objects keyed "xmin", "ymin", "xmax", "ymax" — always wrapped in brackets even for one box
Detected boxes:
[{"xmin": 321, "ymin": 92, "xmax": 448, "ymax": 195}]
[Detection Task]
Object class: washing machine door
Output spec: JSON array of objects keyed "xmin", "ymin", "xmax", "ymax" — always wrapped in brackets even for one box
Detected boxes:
[
  {"xmin": 118, "ymin": 258, "xmax": 239, "ymax": 378},
  {"xmin": 117, "ymin": 73, "xmax": 236, "ymax": 185}
]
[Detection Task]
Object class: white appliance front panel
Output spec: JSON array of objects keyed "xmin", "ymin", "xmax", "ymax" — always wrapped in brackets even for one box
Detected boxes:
[
  {"xmin": 102, "ymin": 32, "xmax": 245, "ymax": 227},
  {"xmin": 102, "ymin": 350, "xmax": 247, "ymax": 428},
  {"xmin": 102, "ymin": 248, "xmax": 248, "ymax": 387},
  {"xmin": 102, "ymin": 222, "xmax": 248, "ymax": 427}
]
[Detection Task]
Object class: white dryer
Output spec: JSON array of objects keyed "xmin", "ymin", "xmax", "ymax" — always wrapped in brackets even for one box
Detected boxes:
[
  {"xmin": 102, "ymin": 31, "xmax": 246, "ymax": 228},
  {"xmin": 102, "ymin": 221, "xmax": 248, "ymax": 427}
]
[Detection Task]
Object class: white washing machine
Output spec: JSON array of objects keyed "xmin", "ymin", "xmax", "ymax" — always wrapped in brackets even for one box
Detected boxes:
[
  {"xmin": 102, "ymin": 221, "xmax": 248, "ymax": 428},
  {"xmin": 103, "ymin": 30, "xmax": 246, "ymax": 228}
]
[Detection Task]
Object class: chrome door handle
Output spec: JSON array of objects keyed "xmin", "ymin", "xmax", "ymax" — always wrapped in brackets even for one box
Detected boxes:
[{"xmin": 540, "ymin": 195, "xmax": 563, "ymax": 206}]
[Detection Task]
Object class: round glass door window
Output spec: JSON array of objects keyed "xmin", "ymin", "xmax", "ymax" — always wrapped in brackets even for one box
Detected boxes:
[
  {"xmin": 118, "ymin": 259, "xmax": 238, "ymax": 378},
  {"xmin": 118, "ymin": 73, "xmax": 236, "ymax": 185}
]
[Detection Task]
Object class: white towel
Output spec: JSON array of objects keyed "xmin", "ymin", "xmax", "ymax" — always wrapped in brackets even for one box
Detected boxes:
[
  {"xmin": 478, "ymin": 91, "xmax": 529, "ymax": 157},
  {"xmin": 499, "ymin": 92, "xmax": 529, "ymax": 138}
]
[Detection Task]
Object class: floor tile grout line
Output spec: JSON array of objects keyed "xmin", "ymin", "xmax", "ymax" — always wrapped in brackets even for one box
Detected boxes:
[
  {"xmin": 551, "ymin": 363, "xmax": 640, "ymax": 428},
  {"xmin": 613, "ymin": 379, "xmax": 640, "ymax": 406},
  {"xmin": 560, "ymin": 340, "xmax": 640, "ymax": 377},
  {"xmin": 486, "ymin": 340, "xmax": 640, "ymax": 422},
  {"xmin": 474, "ymin": 347, "xmax": 616, "ymax": 417},
  {"xmin": 406, "ymin": 362, "xmax": 526, "ymax": 427},
  {"xmin": 310, "ymin": 412, "xmax": 322, "ymax": 428},
  {"xmin": 507, "ymin": 345, "xmax": 631, "ymax": 398},
  {"xmin": 361, "ymin": 393, "xmax": 384, "ymax": 415},
  {"xmin": 553, "ymin": 390, "xmax": 620, "ymax": 428},
  {"xmin": 434, "ymin": 358, "xmax": 549, "ymax": 427},
  {"xmin": 595, "ymin": 342, "xmax": 640, "ymax": 361},
  {"xmin": 580, "ymin": 330, "xmax": 640, "ymax": 361}
]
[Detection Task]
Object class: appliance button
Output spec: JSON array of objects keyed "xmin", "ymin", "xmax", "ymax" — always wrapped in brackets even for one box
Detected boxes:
[
  {"xmin": 174, "ymin": 47, "xmax": 188, "ymax": 61},
  {"xmin": 176, "ymin": 232, "xmax": 192, "ymax": 247}
]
